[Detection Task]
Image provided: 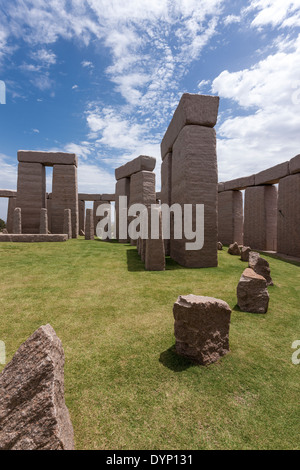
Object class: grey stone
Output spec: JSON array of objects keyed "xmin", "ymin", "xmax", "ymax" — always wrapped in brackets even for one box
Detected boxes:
[
  {"xmin": 145, "ymin": 208, "xmax": 165, "ymax": 271},
  {"xmin": 255, "ymin": 161, "xmax": 289, "ymax": 185},
  {"xmin": 18, "ymin": 150, "xmax": 77, "ymax": 167},
  {"xmin": 13, "ymin": 207, "xmax": 22, "ymax": 234},
  {"xmin": 115, "ymin": 155, "xmax": 156, "ymax": 181},
  {"xmin": 0, "ymin": 234, "xmax": 68, "ymax": 242},
  {"xmin": 39, "ymin": 208, "xmax": 48, "ymax": 235},
  {"xmin": 218, "ymin": 190, "xmax": 243, "ymax": 246},
  {"xmin": 0, "ymin": 190, "xmax": 17, "ymax": 198},
  {"xmin": 63, "ymin": 209, "xmax": 72, "ymax": 239},
  {"xmin": 248, "ymin": 251, "xmax": 273, "ymax": 286},
  {"xmin": 289, "ymin": 154, "xmax": 300, "ymax": 175},
  {"xmin": 51, "ymin": 165, "xmax": 78, "ymax": 239},
  {"xmin": 277, "ymin": 174, "xmax": 300, "ymax": 258},
  {"xmin": 224, "ymin": 175, "xmax": 255, "ymax": 191},
  {"xmin": 240, "ymin": 246, "xmax": 251, "ymax": 262},
  {"xmin": 85, "ymin": 209, "xmax": 94, "ymax": 240},
  {"xmin": 237, "ymin": 268, "xmax": 269, "ymax": 314},
  {"xmin": 228, "ymin": 242, "xmax": 241, "ymax": 256}
]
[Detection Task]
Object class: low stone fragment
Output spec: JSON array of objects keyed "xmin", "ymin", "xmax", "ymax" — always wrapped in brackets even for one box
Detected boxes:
[
  {"xmin": 241, "ymin": 246, "xmax": 251, "ymax": 262},
  {"xmin": 13, "ymin": 207, "xmax": 22, "ymax": 234},
  {"xmin": 228, "ymin": 242, "xmax": 241, "ymax": 256},
  {"xmin": 217, "ymin": 241, "xmax": 223, "ymax": 250},
  {"xmin": 237, "ymin": 268, "xmax": 269, "ymax": 314},
  {"xmin": 248, "ymin": 251, "xmax": 273, "ymax": 286}
]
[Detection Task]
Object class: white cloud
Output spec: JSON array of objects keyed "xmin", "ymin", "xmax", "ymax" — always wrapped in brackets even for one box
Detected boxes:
[
  {"xmin": 81, "ymin": 60, "xmax": 94, "ymax": 69},
  {"xmin": 78, "ymin": 162, "xmax": 115, "ymax": 194},
  {"xmin": 246, "ymin": 0, "xmax": 300, "ymax": 28},
  {"xmin": 223, "ymin": 15, "xmax": 241, "ymax": 25}
]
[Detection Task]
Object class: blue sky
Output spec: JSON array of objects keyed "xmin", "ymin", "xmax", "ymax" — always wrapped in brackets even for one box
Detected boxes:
[{"xmin": 0, "ymin": 0, "xmax": 300, "ymax": 220}]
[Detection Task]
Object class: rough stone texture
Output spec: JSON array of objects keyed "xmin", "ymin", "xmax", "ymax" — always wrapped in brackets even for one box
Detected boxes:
[
  {"xmin": 248, "ymin": 251, "xmax": 273, "ymax": 286},
  {"xmin": 13, "ymin": 207, "xmax": 22, "ymax": 234},
  {"xmin": 85, "ymin": 209, "xmax": 94, "ymax": 240},
  {"xmin": 145, "ymin": 208, "xmax": 166, "ymax": 271},
  {"xmin": 46, "ymin": 198, "xmax": 52, "ymax": 233},
  {"xmin": 228, "ymin": 242, "xmax": 241, "ymax": 256},
  {"xmin": 277, "ymin": 174, "xmax": 300, "ymax": 258},
  {"xmin": 289, "ymin": 154, "xmax": 300, "ymax": 175},
  {"xmin": 171, "ymin": 125, "xmax": 218, "ymax": 268},
  {"xmin": 7, "ymin": 197, "xmax": 17, "ymax": 233},
  {"xmin": 255, "ymin": 161, "xmax": 289, "ymax": 185},
  {"xmin": 115, "ymin": 155, "xmax": 156, "ymax": 181},
  {"xmin": 173, "ymin": 295, "xmax": 231, "ymax": 366},
  {"xmin": 218, "ymin": 183, "xmax": 225, "ymax": 193},
  {"xmin": 101, "ymin": 194, "xmax": 115, "ymax": 201},
  {"xmin": 244, "ymin": 185, "xmax": 278, "ymax": 251},
  {"xmin": 130, "ymin": 171, "xmax": 156, "ymax": 206},
  {"xmin": 241, "ymin": 246, "xmax": 251, "ymax": 262},
  {"xmin": 0, "ymin": 190, "xmax": 17, "ymax": 198},
  {"xmin": 63, "ymin": 209, "xmax": 72, "ymax": 239},
  {"xmin": 161, "ymin": 152, "xmax": 172, "ymax": 256},
  {"xmin": 224, "ymin": 175, "xmax": 255, "ymax": 191},
  {"xmin": 39, "ymin": 208, "xmax": 48, "ymax": 235},
  {"xmin": 218, "ymin": 190, "xmax": 243, "ymax": 246},
  {"xmin": 115, "ymin": 177, "xmax": 131, "ymax": 243},
  {"xmin": 161, "ymin": 94, "xmax": 220, "ymax": 160},
  {"xmin": 51, "ymin": 165, "xmax": 78, "ymax": 239},
  {"xmin": 93, "ymin": 201, "xmax": 110, "ymax": 237},
  {"xmin": 0, "ymin": 234, "xmax": 68, "ymax": 242},
  {"xmin": 18, "ymin": 150, "xmax": 77, "ymax": 167},
  {"xmin": 16, "ymin": 162, "xmax": 46, "ymax": 234},
  {"xmin": 79, "ymin": 200, "xmax": 85, "ymax": 235},
  {"xmin": 217, "ymin": 241, "xmax": 223, "ymax": 250},
  {"xmin": 0, "ymin": 324, "xmax": 74, "ymax": 450},
  {"xmin": 77, "ymin": 194, "xmax": 101, "ymax": 201},
  {"xmin": 237, "ymin": 268, "xmax": 270, "ymax": 314}
]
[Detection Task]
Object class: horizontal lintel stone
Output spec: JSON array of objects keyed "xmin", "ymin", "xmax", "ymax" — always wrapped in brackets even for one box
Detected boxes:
[
  {"xmin": 0, "ymin": 190, "xmax": 17, "ymax": 198},
  {"xmin": 115, "ymin": 155, "xmax": 156, "ymax": 181},
  {"xmin": 224, "ymin": 175, "xmax": 255, "ymax": 191},
  {"xmin": 255, "ymin": 161, "xmax": 289, "ymax": 185},
  {"xmin": 289, "ymin": 154, "xmax": 300, "ymax": 174},
  {"xmin": 78, "ymin": 194, "xmax": 102, "ymax": 201},
  {"xmin": 18, "ymin": 151, "xmax": 78, "ymax": 167}
]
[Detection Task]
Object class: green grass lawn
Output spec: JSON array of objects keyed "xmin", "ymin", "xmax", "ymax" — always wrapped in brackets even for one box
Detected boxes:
[{"xmin": 0, "ymin": 238, "xmax": 300, "ymax": 450}]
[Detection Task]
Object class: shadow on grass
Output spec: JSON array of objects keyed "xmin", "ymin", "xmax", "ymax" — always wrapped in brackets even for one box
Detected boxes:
[
  {"xmin": 126, "ymin": 248, "xmax": 145, "ymax": 272},
  {"xmin": 159, "ymin": 345, "xmax": 195, "ymax": 372}
]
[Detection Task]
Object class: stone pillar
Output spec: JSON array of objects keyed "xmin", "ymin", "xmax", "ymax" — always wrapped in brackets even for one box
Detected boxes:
[
  {"xmin": 171, "ymin": 126, "xmax": 218, "ymax": 267},
  {"xmin": 93, "ymin": 201, "xmax": 110, "ymax": 238},
  {"xmin": 218, "ymin": 190, "xmax": 243, "ymax": 245},
  {"xmin": 277, "ymin": 173, "xmax": 300, "ymax": 257},
  {"xmin": 39, "ymin": 208, "xmax": 48, "ymax": 234},
  {"xmin": 85, "ymin": 209, "xmax": 94, "ymax": 240},
  {"xmin": 129, "ymin": 171, "xmax": 156, "ymax": 246},
  {"xmin": 13, "ymin": 207, "xmax": 22, "ymax": 234},
  {"xmin": 47, "ymin": 197, "xmax": 52, "ymax": 233},
  {"xmin": 16, "ymin": 162, "xmax": 46, "ymax": 234},
  {"xmin": 79, "ymin": 200, "xmax": 85, "ymax": 234},
  {"xmin": 63, "ymin": 209, "xmax": 72, "ymax": 239},
  {"xmin": 145, "ymin": 208, "xmax": 165, "ymax": 271},
  {"xmin": 161, "ymin": 152, "xmax": 172, "ymax": 255},
  {"xmin": 51, "ymin": 165, "xmax": 78, "ymax": 238},
  {"xmin": 7, "ymin": 197, "xmax": 17, "ymax": 233},
  {"xmin": 244, "ymin": 185, "xmax": 277, "ymax": 251},
  {"xmin": 115, "ymin": 177, "xmax": 130, "ymax": 243}
]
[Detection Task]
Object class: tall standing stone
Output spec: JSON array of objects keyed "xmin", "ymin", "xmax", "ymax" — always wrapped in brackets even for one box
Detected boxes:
[
  {"xmin": 93, "ymin": 201, "xmax": 110, "ymax": 238},
  {"xmin": 51, "ymin": 165, "xmax": 78, "ymax": 238},
  {"xmin": 218, "ymin": 190, "xmax": 243, "ymax": 245},
  {"xmin": 85, "ymin": 208, "xmax": 94, "ymax": 240},
  {"xmin": 79, "ymin": 200, "xmax": 85, "ymax": 235},
  {"xmin": 13, "ymin": 207, "xmax": 22, "ymax": 234},
  {"xmin": 6, "ymin": 197, "xmax": 17, "ymax": 233},
  {"xmin": 39, "ymin": 208, "xmax": 48, "ymax": 234},
  {"xmin": 277, "ymin": 173, "xmax": 300, "ymax": 257},
  {"xmin": 161, "ymin": 152, "xmax": 172, "ymax": 255},
  {"xmin": 129, "ymin": 171, "xmax": 156, "ymax": 245},
  {"xmin": 63, "ymin": 209, "xmax": 72, "ymax": 239},
  {"xmin": 145, "ymin": 208, "xmax": 165, "ymax": 271},
  {"xmin": 115, "ymin": 177, "xmax": 130, "ymax": 243}
]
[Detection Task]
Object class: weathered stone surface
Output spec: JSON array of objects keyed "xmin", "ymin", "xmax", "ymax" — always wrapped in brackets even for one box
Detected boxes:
[
  {"xmin": 0, "ymin": 190, "xmax": 17, "ymax": 198},
  {"xmin": 217, "ymin": 241, "xmax": 223, "ymax": 250},
  {"xmin": 218, "ymin": 190, "xmax": 243, "ymax": 246},
  {"xmin": 79, "ymin": 200, "xmax": 85, "ymax": 234},
  {"xmin": 173, "ymin": 295, "xmax": 231, "ymax": 366},
  {"xmin": 171, "ymin": 125, "xmax": 218, "ymax": 268},
  {"xmin": 237, "ymin": 268, "xmax": 269, "ymax": 314},
  {"xmin": 248, "ymin": 251, "xmax": 273, "ymax": 286},
  {"xmin": 129, "ymin": 171, "xmax": 156, "ymax": 206},
  {"xmin": 7, "ymin": 198, "xmax": 16, "ymax": 233},
  {"xmin": 63, "ymin": 209, "xmax": 72, "ymax": 239},
  {"xmin": 46, "ymin": 198, "xmax": 52, "ymax": 233},
  {"xmin": 0, "ymin": 324, "xmax": 74, "ymax": 450},
  {"xmin": 51, "ymin": 165, "xmax": 78, "ymax": 239},
  {"xmin": 16, "ymin": 162, "xmax": 46, "ymax": 234},
  {"xmin": 224, "ymin": 175, "xmax": 255, "ymax": 191},
  {"xmin": 77, "ymin": 194, "xmax": 101, "ymax": 201},
  {"xmin": 0, "ymin": 234, "xmax": 68, "ymax": 242},
  {"xmin": 244, "ymin": 185, "xmax": 278, "ymax": 251},
  {"xmin": 218, "ymin": 183, "xmax": 225, "ymax": 193},
  {"xmin": 145, "ymin": 208, "xmax": 165, "ymax": 271},
  {"xmin": 289, "ymin": 154, "xmax": 300, "ymax": 175},
  {"xmin": 13, "ymin": 207, "xmax": 22, "ymax": 234},
  {"xmin": 85, "ymin": 209, "xmax": 94, "ymax": 240},
  {"xmin": 115, "ymin": 178, "xmax": 130, "ymax": 243},
  {"xmin": 240, "ymin": 246, "xmax": 251, "ymax": 262},
  {"xmin": 39, "ymin": 208, "xmax": 48, "ymax": 235},
  {"xmin": 277, "ymin": 174, "xmax": 300, "ymax": 258},
  {"xmin": 101, "ymin": 194, "xmax": 115, "ymax": 201},
  {"xmin": 18, "ymin": 150, "xmax": 78, "ymax": 167},
  {"xmin": 255, "ymin": 161, "xmax": 289, "ymax": 185},
  {"xmin": 228, "ymin": 242, "xmax": 241, "ymax": 256},
  {"xmin": 161, "ymin": 94, "xmax": 220, "ymax": 159},
  {"xmin": 115, "ymin": 155, "xmax": 156, "ymax": 181},
  {"xmin": 161, "ymin": 152, "xmax": 172, "ymax": 256}
]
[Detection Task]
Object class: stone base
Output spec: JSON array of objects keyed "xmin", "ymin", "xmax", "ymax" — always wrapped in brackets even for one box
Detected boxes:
[{"xmin": 0, "ymin": 234, "xmax": 68, "ymax": 242}]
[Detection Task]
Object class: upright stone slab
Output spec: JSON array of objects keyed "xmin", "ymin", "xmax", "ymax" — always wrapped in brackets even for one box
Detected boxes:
[
  {"xmin": 244, "ymin": 185, "xmax": 278, "ymax": 251},
  {"xmin": 145, "ymin": 208, "xmax": 165, "ymax": 271},
  {"xmin": 237, "ymin": 268, "xmax": 269, "ymax": 314},
  {"xmin": 161, "ymin": 152, "xmax": 172, "ymax": 255},
  {"xmin": 218, "ymin": 190, "xmax": 243, "ymax": 245},
  {"xmin": 79, "ymin": 200, "xmax": 85, "ymax": 235},
  {"xmin": 115, "ymin": 177, "xmax": 130, "ymax": 243},
  {"xmin": 39, "ymin": 208, "xmax": 48, "ymax": 234},
  {"xmin": 63, "ymin": 209, "xmax": 72, "ymax": 239},
  {"xmin": 0, "ymin": 324, "xmax": 74, "ymax": 450},
  {"xmin": 51, "ymin": 165, "xmax": 78, "ymax": 238},
  {"xmin": 129, "ymin": 171, "xmax": 156, "ymax": 206},
  {"xmin": 93, "ymin": 201, "xmax": 110, "ymax": 238},
  {"xmin": 7, "ymin": 197, "xmax": 17, "ymax": 233},
  {"xmin": 277, "ymin": 174, "xmax": 300, "ymax": 258},
  {"xmin": 85, "ymin": 208, "xmax": 94, "ymax": 240},
  {"xmin": 171, "ymin": 125, "xmax": 218, "ymax": 268},
  {"xmin": 16, "ymin": 162, "xmax": 46, "ymax": 234},
  {"xmin": 46, "ymin": 197, "xmax": 52, "ymax": 233},
  {"xmin": 13, "ymin": 207, "xmax": 22, "ymax": 234},
  {"xmin": 173, "ymin": 295, "xmax": 231, "ymax": 366}
]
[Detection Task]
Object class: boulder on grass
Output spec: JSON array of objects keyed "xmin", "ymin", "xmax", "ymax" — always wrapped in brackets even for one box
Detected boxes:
[
  {"xmin": 217, "ymin": 241, "xmax": 223, "ymax": 250},
  {"xmin": 249, "ymin": 251, "xmax": 273, "ymax": 286},
  {"xmin": 241, "ymin": 246, "xmax": 251, "ymax": 262},
  {"xmin": 228, "ymin": 242, "xmax": 241, "ymax": 256},
  {"xmin": 237, "ymin": 268, "xmax": 269, "ymax": 314}
]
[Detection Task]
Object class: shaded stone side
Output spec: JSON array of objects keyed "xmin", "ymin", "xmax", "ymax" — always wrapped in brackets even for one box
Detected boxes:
[
  {"xmin": 237, "ymin": 268, "xmax": 269, "ymax": 314},
  {"xmin": 161, "ymin": 152, "xmax": 172, "ymax": 256},
  {"xmin": 171, "ymin": 125, "xmax": 218, "ymax": 268},
  {"xmin": 13, "ymin": 207, "xmax": 22, "ymax": 234},
  {"xmin": 51, "ymin": 165, "xmax": 78, "ymax": 238},
  {"xmin": 129, "ymin": 171, "xmax": 156, "ymax": 206},
  {"xmin": 277, "ymin": 173, "xmax": 300, "ymax": 257},
  {"xmin": 7, "ymin": 197, "xmax": 17, "ymax": 233},
  {"xmin": 85, "ymin": 209, "xmax": 94, "ymax": 240},
  {"xmin": 145, "ymin": 208, "xmax": 165, "ymax": 271},
  {"xmin": 218, "ymin": 190, "xmax": 243, "ymax": 245},
  {"xmin": 39, "ymin": 208, "xmax": 48, "ymax": 234},
  {"xmin": 46, "ymin": 198, "xmax": 52, "ymax": 233},
  {"xmin": 79, "ymin": 200, "xmax": 85, "ymax": 234},
  {"xmin": 115, "ymin": 155, "xmax": 156, "ymax": 181},
  {"xmin": 115, "ymin": 177, "xmax": 130, "ymax": 243},
  {"xmin": 63, "ymin": 209, "xmax": 72, "ymax": 239},
  {"xmin": 16, "ymin": 162, "xmax": 46, "ymax": 234},
  {"xmin": 244, "ymin": 185, "xmax": 278, "ymax": 251},
  {"xmin": 0, "ymin": 324, "xmax": 74, "ymax": 450}
]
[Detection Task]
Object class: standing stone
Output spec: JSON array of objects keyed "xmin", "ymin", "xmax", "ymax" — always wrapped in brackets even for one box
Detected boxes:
[
  {"xmin": 145, "ymin": 208, "xmax": 165, "ymax": 271},
  {"xmin": 85, "ymin": 209, "xmax": 94, "ymax": 240},
  {"xmin": 277, "ymin": 173, "xmax": 300, "ymax": 258},
  {"xmin": 93, "ymin": 201, "xmax": 110, "ymax": 238},
  {"xmin": 248, "ymin": 251, "xmax": 273, "ymax": 286},
  {"xmin": 39, "ymin": 208, "xmax": 48, "ymax": 234},
  {"xmin": 6, "ymin": 197, "xmax": 17, "ymax": 233},
  {"xmin": 115, "ymin": 177, "xmax": 130, "ymax": 243},
  {"xmin": 237, "ymin": 268, "xmax": 270, "ymax": 314},
  {"xmin": 129, "ymin": 171, "xmax": 156, "ymax": 246},
  {"xmin": 47, "ymin": 197, "xmax": 52, "ymax": 233},
  {"xmin": 244, "ymin": 185, "xmax": 278, "ymax": 251},
  {"xmin": 241, "ymin": 246, "xmax": 251, "ymax": 262},
  {"xmin": 217, "ymin": 241, "xmax": 223, "ymax": 250},
  {"xmin": 79, "ymin": 200, "xmax": 85, "ymax": 235},
  {"xmin": 16, "ymin": 162, "xmax": 46, "ymax": 234},
  {"xmin": 0, "ymin": 324, "xmax": 74, "ymax": 450},
  {"xmin": 173, "ymin": 295, "xmax": 231, "ymax": 366},
  {"xmin": 228, "ymin": 242, "xmax": 241, "ymax": 256},
  {"xmin": 161, "ymin": 152, "xmax": 172, "ymax": 255},
  {"xmin": 51, "ymin": 165, "xmax": 78, "ymax": 238},
  {"xmin": 63, "ymin": 209, "xmax": 72, "ymax": 239},
  {"xmin": 171, "ymin": 125, "xmax": 218, "ymax": 268},
  {"xmin": 115, "ymin": 155, "xmax": 156, "ymax": 181},
  {"xmin": 13, "ymin": 207, "xmax": 22, "ymax": 234},
  {"xmin": 218, "ymin": 190, "xmax": 243, "ymax": 246}
]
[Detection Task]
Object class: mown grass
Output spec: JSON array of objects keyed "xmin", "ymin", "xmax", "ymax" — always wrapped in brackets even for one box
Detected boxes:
[{"xmin": 0, "ymin": 238, "xmax": 300, "ymax": 450}]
